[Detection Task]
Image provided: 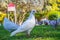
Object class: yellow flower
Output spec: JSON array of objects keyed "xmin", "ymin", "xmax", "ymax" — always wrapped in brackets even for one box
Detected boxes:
[
  {"xmin": 0, "ymin": 12, "xmax": 6, "ymax": 21},
  {"xmin": 47, "ymin": 11, "xmax": 60, "ymax": 18},
  {"xmin": 57, "ymin": 0, "xmax": 60, "ymax": 2}
]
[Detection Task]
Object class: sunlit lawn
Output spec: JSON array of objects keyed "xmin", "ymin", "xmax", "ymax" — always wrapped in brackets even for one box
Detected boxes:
[{"xmin": 0, "ymin": 25, "xmax": 60, "ymax": 40}]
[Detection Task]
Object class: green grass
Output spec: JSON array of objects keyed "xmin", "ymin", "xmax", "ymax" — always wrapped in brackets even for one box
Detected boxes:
[{"xmin": 0, "ymin": 25, "xmax": 60, "ymax": 40}]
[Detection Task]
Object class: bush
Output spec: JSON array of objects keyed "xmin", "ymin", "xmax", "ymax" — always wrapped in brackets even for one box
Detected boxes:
[
  {"xmin": 35, "ymin": 11, "xmax": 45, "ymax": 21},
  {"xmin": 47, "ymin": 11, "xmax": 60, "ymax": 20},
  {"xmin": 48, "ymin": 14, "xmax": 58, "ymax": 20}
]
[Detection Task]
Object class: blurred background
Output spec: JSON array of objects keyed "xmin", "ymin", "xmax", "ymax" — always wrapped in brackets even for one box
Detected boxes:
[{"xmin": 0, "ymin": 0, "xmax": 60, "ymax": 25}]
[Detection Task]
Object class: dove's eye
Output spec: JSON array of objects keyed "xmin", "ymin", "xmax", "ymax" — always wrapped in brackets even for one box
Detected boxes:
[{"xmin": 33, "ymin": 11, "xmax": 35, "ymax": 12}]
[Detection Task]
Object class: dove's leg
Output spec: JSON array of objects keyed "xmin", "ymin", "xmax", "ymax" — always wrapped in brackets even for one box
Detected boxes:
[{"xmin": 26, "ymin": 28, "xmax": 33, "ymax": 36}]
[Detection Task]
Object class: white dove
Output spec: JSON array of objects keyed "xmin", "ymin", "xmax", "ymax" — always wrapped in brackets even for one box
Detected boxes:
[
  {"xmin": 10, "ymin": 9, "xmax": 36, "ymax": 36},
  {"xmin": 3, "ymin": 17, "xmax": 19, "ymax": 32}
]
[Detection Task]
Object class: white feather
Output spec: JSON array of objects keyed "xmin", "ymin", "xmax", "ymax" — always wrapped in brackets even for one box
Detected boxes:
[{"xmin": 3, "ymin": 18, "xmax": 19, "ymax": 32}]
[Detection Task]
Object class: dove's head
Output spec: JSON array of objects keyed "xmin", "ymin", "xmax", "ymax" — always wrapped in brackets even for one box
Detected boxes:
[{"xmin": 31, "ymin": 9, "xmax": 36, "ymax": 14}]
